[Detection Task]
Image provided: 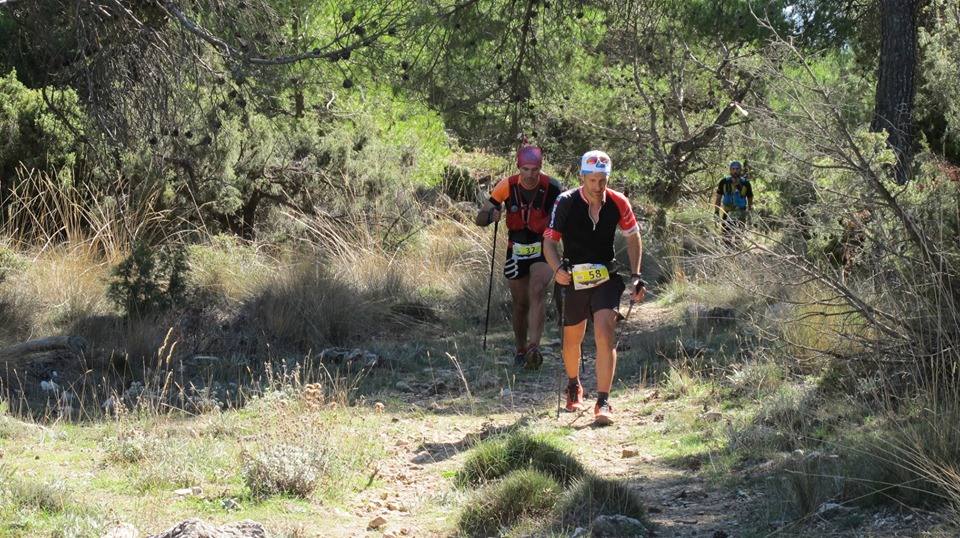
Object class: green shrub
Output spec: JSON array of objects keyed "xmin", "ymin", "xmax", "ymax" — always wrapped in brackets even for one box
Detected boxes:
[
  {"xmin": 0, "ymin": 69, "xmax": 80, "ymax": 183},
  {"xmin": 186, "ymin": 235, "xmax": 274, "ymax": 302},
  {"xmin": 102, "ymin": 430, "xmax": 155, "ymax": 465},
  {"xmin": 0, "ymin": 466, "xmax": 73, "ymax": 513},
  {"xmin": 108, "ymin": 242, "xmax": 188, "ymax": 317},
  {"xmin": 455, "ymin": 432, "xmax": 586, "ymax": 488},
  {"xmin": 128, "ymin": 438, "xmax": 228, "ymax": 492},
  {"xmin": 50, "ymin": 512, "xmax": 106, "ymax": 538},
  {"xmin": 0, "ymin": 244, "xmax": 26, "ymax": 283},
  {"xmin": 0, "ymin": 415, "xmax": 20, "ymax": 440},
  {"xmin": 554, "ymin": 475, "xmax": 648, "ymax": 531},
  {"xmin": 242, "ymin": 443, "xmax": 329, "ymax": 499},
  {"xmin": 770, "ymin": 452, "xmax": 845, "ymax": 520},
  {"xmin": 662, "ymin": 363, "xmax": 701, "ymax": 399},
  {"xmin": 457, "ymin": 469, "xmax": 561, "ymax": 537},
  {"xmin": 727, "ymin": 360, "xmax": 786, "ymax": 398}
]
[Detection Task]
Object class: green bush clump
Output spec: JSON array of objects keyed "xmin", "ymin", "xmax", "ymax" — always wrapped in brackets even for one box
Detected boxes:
[
  {"xmin": 0, "ymin": 244, "xmax": 26, "ymax": 283},
  {"xmin": 108, "ymin": 242, "xmax": 188, "ymax": 318},
  {"xmin": 102, "ymin": 430, "xmax": 155, "ymax": 465},
  {"xmin": 457, "ymin": 469, "xmax": 561, "ymax": 537},
  {"xmin": 455, "ymin": 431, "xmax": 648, "ymax": 536},
  {"xmin": 554, "ymin": 475, "xmax": 648, "ymax": 531},
  {"xmin": 455, "ymin": 432, "xmax": 585, "ymax": 487},
  {"xmin": 0, "ymin": 466, "xmax": 73, "ymax": 513},
  {"xmin": 0, "ymin": 69, "xmax": 81, "ymax": 183},
  {"xmin": 242, "ymin": 443, "xmax": 329, "ymax": 499}
]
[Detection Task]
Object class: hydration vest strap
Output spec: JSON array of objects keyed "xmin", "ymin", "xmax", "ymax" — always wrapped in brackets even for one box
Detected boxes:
[{"xmin": 510, "ymin": 177, "xmax": 550, "ymax": 227}]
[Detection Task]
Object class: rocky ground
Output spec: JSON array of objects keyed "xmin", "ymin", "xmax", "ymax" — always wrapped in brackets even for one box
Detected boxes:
[
  {"xmin": 291, "ymin": 302, "xmax": 943, "ymax": 537},
  {"xmin": 4, "ymin": 301, "xmax": 951, "ymax": 537}
]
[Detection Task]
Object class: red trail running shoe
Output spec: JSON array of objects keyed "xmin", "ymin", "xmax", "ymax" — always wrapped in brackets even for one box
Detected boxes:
[
  {"xmin": 565, "ymin": 382, "xmax": 584, "ymax": 412},
  {"xmin": 594, "ymin": 401, "xmax": 614, "ymax": 426}
]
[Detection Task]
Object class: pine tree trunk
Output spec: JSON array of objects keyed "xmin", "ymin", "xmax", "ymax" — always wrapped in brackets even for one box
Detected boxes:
[{"xmin": 871, "ymin": 0, "xmax": 922, "ymax": 184}]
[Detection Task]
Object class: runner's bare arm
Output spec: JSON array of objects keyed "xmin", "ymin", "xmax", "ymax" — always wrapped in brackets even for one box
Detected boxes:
[
  {"xmin": 626, "ymin": 232, "xmax": 644, "ymax": 301},
  {"xmin": 544, "ymin": 237, "xmax": 570, "ymax": 285},
  {"xmin": 476, "ymin": 178, "xmax": 511, "ymax": 226},
  {"xmin": 626, "ymin": 232, "xmax": 642, "ymax": 277},
  {"xmin": 475, "ymin": 199, "xmax": 502, "ymax": 227}
]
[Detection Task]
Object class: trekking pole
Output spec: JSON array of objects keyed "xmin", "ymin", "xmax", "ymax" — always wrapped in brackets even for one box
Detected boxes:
[
  {"xmin": 482, "ymin": 219, "xmax": 499, "ymax": 351},
  {"xmin": 615, "ymin": 299, "xmax": 635, "ymax": 351},
  {"xmin": 554, "ymin": 260, "xmax": 570, "ymax": 419},
  {"xmin": 615, "ymin": 279, "xmax": 646, "ymax": 350},
  {"xmin": 556, "ymin": 283, "xmax": 566, "ymax": 420}
]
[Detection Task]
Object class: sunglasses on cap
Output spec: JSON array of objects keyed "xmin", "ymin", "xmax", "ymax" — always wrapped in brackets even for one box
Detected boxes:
[{"xmin": 585, "ymin": 155, "xmax": 610, "ymax": 167}]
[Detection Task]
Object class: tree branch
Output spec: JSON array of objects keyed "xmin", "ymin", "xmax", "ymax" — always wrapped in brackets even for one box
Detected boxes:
[{"xmin": 162, "ymin": 0, "xmax": 399, "ymax": 66}]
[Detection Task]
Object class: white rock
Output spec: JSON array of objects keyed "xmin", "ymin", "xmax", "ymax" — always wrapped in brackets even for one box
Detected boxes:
[
  {"xmin": 815, "ymin": 501, "xmax": 852, "ymax": 519},
  {"xmin": 102, "ymin": 522, "xmax": 138, "ymax": 538},
  {"xmin": 148, "ymin": 518, "xmax": 264, "ymax": 538},
  {"xmin": 40, "ymin": 380, "xmax": 59, "ymax": 392}
]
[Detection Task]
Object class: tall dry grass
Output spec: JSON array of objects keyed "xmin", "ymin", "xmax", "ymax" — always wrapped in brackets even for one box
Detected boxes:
[
  {"xmin": 2, "ymin": 166, "xmax": 179, "ymax": 259},
  {"xmin": 675, "ymin": 196, "xmax": 960, "ymax": 524},
  {"xmin": 0, "ymin": 167, "xmax": 187, "ymax": 348},
  {"xmin": 0, "ymin": 169, "xmax": 497, "ymax": 423},
  {"xmin": 647, "ymin": 154, "xmax": 960, "ymax": 526},
  {"xmin": 0, "ymin": 246, "xmax": 113, "ymax": 345}
]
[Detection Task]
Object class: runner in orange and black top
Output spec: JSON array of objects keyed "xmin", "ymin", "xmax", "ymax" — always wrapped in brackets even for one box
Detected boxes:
[
  {"xmin": 544, "ymin": 150, "xmax": 645, "ymax": 426},
  {"xmin": 476, "ymin": 145, "xmax": 562, "ymax": 370}
]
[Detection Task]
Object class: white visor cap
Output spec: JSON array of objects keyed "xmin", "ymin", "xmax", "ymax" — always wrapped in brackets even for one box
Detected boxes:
[{"xmin": 580, "ymin": 150, "xmax": 612, "ymax": 175}]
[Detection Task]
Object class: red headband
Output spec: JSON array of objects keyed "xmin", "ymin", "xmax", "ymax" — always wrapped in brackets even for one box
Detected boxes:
[{"xmin": 517, "ymin": 145, "xmax": 543, "ymax": 168}]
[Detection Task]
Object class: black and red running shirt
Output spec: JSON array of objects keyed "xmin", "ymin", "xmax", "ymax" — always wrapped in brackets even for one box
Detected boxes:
[{"xmin": 544, "ymin": 187, "xmax": 639, "ymax": 267}]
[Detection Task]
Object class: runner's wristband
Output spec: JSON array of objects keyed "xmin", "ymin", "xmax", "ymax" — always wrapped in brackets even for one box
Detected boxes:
[{"xmin": 630, "ymin": 274, "xmax": 646, "ymax": 289}]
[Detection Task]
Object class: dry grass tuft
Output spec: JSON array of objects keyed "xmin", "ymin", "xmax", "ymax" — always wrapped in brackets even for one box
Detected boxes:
[
  {"xmin": 242, "ymin": 443, "xmax": 328, "ymax": 499},
  {"xmin": 0, "ymin": 245, "xmax": 113, "ymax": 343}
]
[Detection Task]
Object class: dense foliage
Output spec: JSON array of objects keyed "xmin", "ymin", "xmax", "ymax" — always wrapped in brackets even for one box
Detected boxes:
[{"xmin": 0, "ymin": 1, "xmax": 957, "ymax": 233}]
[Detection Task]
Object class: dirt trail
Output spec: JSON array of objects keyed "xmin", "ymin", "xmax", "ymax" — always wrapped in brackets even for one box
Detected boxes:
[{"xmin": 343, "ymin": 303, "xmax": 746, "ymax": 537}]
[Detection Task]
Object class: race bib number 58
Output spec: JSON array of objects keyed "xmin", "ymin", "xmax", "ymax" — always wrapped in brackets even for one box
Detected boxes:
[{"xmin": 571, "ymin": 263, "xmax": 610, "ymax": 290}]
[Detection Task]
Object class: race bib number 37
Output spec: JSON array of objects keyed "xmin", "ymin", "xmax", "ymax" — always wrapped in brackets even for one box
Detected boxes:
[
  {"xmin": 512, "ymin": 242, "xmax": 542, "ymax": 260},
  {"xmin": 571, "ymin": 263, "xmax": 610, "ymax": 290}
]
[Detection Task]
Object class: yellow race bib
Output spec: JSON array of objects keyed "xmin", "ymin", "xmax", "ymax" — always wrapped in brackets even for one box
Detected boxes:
[
  {"xmin": 512, "ymin": 242, "xmax": 542, "ymax": 260},
  {"xmin": 571, "ymin": 263, "xmax": 610, "ymax": 290}
]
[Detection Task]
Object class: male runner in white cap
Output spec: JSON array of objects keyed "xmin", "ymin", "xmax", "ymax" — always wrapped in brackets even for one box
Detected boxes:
[{"xmin": 543, "ymin": 150, "xmax": 645, "ymax": 425}]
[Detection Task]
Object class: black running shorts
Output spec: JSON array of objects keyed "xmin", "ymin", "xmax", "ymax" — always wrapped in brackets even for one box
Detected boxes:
[
  {"xmin": 504, "ymin": 250, "xmax": 547, "ymax": 280},
  {"xmin": 560, "ymin": 274, "xmax": 625, "ymax": 325}
]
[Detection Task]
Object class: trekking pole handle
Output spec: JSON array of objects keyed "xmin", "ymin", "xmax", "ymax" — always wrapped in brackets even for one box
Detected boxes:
[{"xmin": 629, "ymin": 273, "xmax": 646, "ymax": 291}]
